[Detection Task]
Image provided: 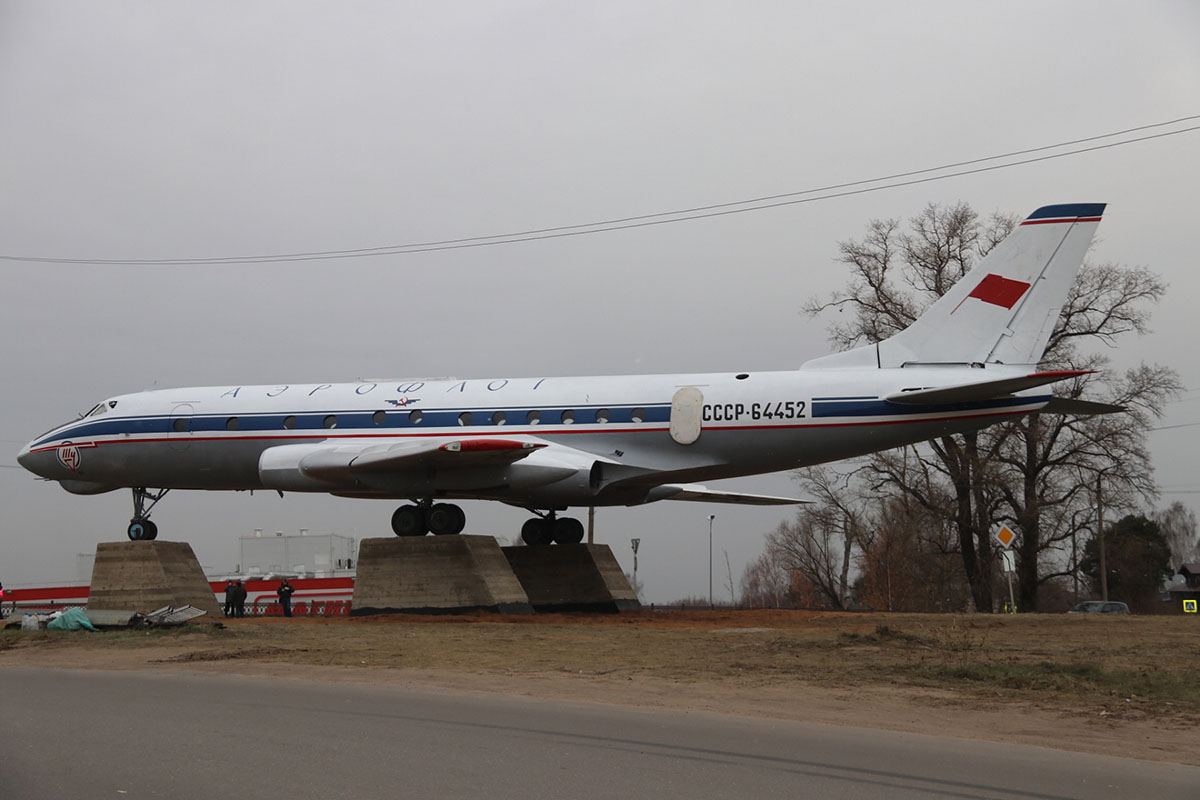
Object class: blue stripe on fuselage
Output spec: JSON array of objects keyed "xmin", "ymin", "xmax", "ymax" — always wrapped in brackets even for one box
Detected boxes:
[
  {"xmin": 811, "ymin": 395, "xmax": 1048, "ymax": 418},
  {"xmin": 31, "ymin": 403, "xmax": 674, "ymax": 448}
]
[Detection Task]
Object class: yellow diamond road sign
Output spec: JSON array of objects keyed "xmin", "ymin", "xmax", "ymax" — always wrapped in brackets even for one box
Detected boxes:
[
  {"xmin": 1185, "ymin": 599, "xmax": 1198, "ymax": 614},
  {"xmin": 994, "ymin": 526, "xmax": 1017, "ymax": 549}
]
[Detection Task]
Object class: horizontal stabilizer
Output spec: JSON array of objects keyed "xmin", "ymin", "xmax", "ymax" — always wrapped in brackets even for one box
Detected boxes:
[
  {"xmin": 885, "ymin": 370, "xmax": 1093, "ymax": 406},
  {"xmin": 1039, "ymin": 397, "xmax": 1126, "ymax": 415},
  {"xmin": 654, "ymin": 483, "xmax": 806, "ymax": 505}
]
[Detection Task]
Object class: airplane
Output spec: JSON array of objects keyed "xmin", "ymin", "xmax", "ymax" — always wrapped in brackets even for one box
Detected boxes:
[{"xmin": 18, "ymin": 203, "xmax": 1116, "ymax": 545}]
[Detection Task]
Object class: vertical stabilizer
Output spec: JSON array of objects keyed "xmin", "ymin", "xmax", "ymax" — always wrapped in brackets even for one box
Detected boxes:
[
  {"xmin": 803, "ymin": 204, "xmax": 1105, "ymax": 370},
  {"xmin": 877, "ymin": 203, "xmax": 1104, "ymax": 367}
]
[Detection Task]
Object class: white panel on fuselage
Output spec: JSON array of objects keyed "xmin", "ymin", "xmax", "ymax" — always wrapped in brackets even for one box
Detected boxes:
[{"xmin": 669, "ymin": 387, "xmax": 703, "ymax": 445}]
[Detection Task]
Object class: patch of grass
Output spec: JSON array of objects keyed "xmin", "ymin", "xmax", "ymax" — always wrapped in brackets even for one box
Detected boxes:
[
  {"xmin": 838, "ymin": 625, "xmax": 929, "ymax": 646},
  {"xmin": 5, "ymin": 611, "xmax": 1199, "ymax": 722},
  {"xmin": 907, "ymin": 660, "xmax": 1200, "ymax": 705}
]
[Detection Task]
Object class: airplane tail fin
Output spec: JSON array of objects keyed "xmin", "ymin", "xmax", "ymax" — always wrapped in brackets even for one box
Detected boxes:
[{"xmin": 804, "ymin": 203, "xmax": 1105, "ymax": 369}]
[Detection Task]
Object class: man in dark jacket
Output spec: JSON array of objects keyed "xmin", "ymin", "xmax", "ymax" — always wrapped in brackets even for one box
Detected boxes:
[
  {"xmin": 223, "ymin": 580, "xmax": 236, "ymax": 617},
  {"xmin": 233, "ymin": 580, "xmax": 247, "ymax": 618},
  {"xmin": 277, "ymin": 579, "xmax": 296, "ymax": 617}
]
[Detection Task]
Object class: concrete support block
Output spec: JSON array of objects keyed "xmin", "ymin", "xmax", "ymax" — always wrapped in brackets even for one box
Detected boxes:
[
  {"xmin": 87, "ymin": 541, "xmax": 222, "ymax": 618},
  {"xmin": 352, "ymin": 536, "xmax": 533, "ymax": 615},
  {"xmin": 503, "ymin": 544, "xmax": 640, "ymax": 613}
]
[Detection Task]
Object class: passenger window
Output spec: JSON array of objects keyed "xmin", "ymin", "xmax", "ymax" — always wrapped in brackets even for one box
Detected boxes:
[
  {"xmin": 527, "ymin": 410, "xmax": 541, "ymax": 425},
  {"xmin": 173, "ymin": 418, "xmax": 188, "ymax": 433},
  {"xmin": 458, "ymin": 412, "xmax": 472, "ymax": 426},
  {"xmin": 492, "ymin": 411, "xmax": 507, "ymax": 426},
  {"xmin": 283, "ymin": 416, "xmax": 297, "ymax": 430},
  {"xmin": 323, "ymin": 415, "xmax": 337, "ymax": 429},
  {"xmin": 561, "ymin": 410, "xmax": 575, "ymax": 425},
  {"xmin": 595, "ymin": 409, "xmax": 610, "ymax": 424},
  {"xmin": 226, "ymin": 417, "xmax": 240, "ymax": 431},
  {"xmin": 631, "ymin": 407, "xmax": 645, "ymax": 423},
  {"xmin": 373, "ymin": 410, "xmax": 387, "ymax": 425},
  {"xmin": 409, "ymin": 410, "xmax": 423, "ymax": 425}
]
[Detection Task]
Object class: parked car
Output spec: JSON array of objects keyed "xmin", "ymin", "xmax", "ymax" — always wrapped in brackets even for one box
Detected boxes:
[{"xmin": 1068, "ymin": 601, "xmax": 1131, "ymax": 614}]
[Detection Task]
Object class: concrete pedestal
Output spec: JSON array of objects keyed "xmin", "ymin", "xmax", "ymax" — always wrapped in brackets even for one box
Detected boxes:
[
  {"xmin": 87, "ymin": 541, "xmax": 222, "ymax": 618},
  {"xmin": 352, "ymin": 536, "xmax": 533, "ymax": 615},
  {"xmin": 503, "ymin": 543, "xmax": 640, "ymax": 613}
]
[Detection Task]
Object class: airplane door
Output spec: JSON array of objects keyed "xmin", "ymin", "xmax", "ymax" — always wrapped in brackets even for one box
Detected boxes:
[
  {"xmin": 670, "ymin": 387, "xmax": 703, "ymax": 445},
  {"xmin": 169, "ymin": 403, "xmax": 194, "ymax": 451}
]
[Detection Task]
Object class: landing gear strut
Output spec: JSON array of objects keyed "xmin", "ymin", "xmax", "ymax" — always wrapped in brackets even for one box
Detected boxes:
[
  {"xmin": 520, "ymin": 511, "xmax": 584, "ymax": 546},
  {"xmin": 127, "ymin": 487, "xmax": 169, "ymax": 541},
  {"xmin": 391, "ymin": 501, "xmax": 467, "ymax": 537}
]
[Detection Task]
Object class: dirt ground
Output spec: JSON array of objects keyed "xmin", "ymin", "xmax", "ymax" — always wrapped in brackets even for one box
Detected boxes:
[{"xmin": 3, "ymin": 608, "xmax": 1198, "ymax": 766}]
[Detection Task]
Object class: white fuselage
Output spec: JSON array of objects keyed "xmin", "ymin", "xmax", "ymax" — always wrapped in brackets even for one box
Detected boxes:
[{"xmin": 18, "ymin": 365, "xmax": 1047, "ymax": 508}]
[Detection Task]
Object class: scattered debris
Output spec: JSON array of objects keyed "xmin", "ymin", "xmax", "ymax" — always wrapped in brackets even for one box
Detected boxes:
[
  {"xmin": 143, "ymin": 605, "xmax": 208, "ymax": 627},
  {"xmin": 84, "ymin": 609, "xmax": 141, "ymax": 629},
  {"xmin": 2, "ymin": 605, "xmax": 211, "ymax": 631}
]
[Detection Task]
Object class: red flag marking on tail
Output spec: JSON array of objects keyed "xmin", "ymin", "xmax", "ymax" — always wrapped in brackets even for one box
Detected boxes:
[{"xmin": 951, "ymin": 273, "xmax": 1032, "ymax": 314}]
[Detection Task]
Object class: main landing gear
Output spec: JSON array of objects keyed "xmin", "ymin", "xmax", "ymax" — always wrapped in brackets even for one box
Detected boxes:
[
  {"xmin": 388, "ymin": 502, "xmax": 584, "ymax": 545},
  {"xmin": 391, "ymin": 501, "xmax": 467, "ymax": 537},
  {"xmin": 127, "ymin": 487, "xmax": 169, "ymax": 541},
  {"xmin": 520, "ymin": 511, "xmax": 584, "ymax": 546}
]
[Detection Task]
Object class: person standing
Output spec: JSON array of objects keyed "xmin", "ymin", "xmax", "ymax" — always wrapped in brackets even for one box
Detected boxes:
[
  {"xmin": 0, "ymin": 580, "xmax": 7, "ymax": 619},
  {"xmin": 276, "ymin": 579, "xmax": 295, "ymax": 617},
  {"xmin": 233, "ymin": 580, "xmax": 247, "ymax": 618},
  {"xmin": 223, "ymin": 580, "xmax": 236, "ymax": 617}
]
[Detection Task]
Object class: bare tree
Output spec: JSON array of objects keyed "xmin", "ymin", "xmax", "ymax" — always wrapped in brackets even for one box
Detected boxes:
[
  {"xmin": 739, "ymin": 548, "xmax": 792, "ymax": 608},
  {"xmin": 806, "ymin": 202, "xmax": 1178, "ymax": 611},
  {"xmin": 1154, "ymin": 501, "xmax": 1200, "ymax": 569},
  {"xmin": 766, "ymin": 467, "xmax": 869, "ymax": 609}
]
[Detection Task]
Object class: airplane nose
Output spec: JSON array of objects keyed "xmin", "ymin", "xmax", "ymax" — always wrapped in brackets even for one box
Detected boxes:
[{"xmin": 16, "ymin": 442, "xmax": 37, "ymax": 473}]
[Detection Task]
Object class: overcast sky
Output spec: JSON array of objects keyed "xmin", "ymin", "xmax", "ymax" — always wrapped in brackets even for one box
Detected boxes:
[{"xmin": 2, "ymin": 1, "xmax": 1198, "ymax": 602}]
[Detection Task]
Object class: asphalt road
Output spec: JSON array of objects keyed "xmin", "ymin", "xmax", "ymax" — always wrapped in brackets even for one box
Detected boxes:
[{"xmin": 2, "ymin": 668, "xmax": 1196, "ymax": 799}]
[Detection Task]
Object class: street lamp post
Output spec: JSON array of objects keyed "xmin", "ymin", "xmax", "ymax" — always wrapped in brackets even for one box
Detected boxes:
[
  {"xmin": 708, "ymin": 514, "xmax": 715, "ymax": 608},
  {"xmin": 1097, "ymin": 474, "xmax": 1108, "ymax": 601}
]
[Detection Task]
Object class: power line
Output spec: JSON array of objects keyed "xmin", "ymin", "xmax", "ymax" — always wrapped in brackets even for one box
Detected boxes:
[
  {"xmin": 1150, "ymin": 421, "xmax": 1200, "ymax": 431},
  {"xmin": 3, "ymin": 115, "xmax": 1199, "ymax": 266}
]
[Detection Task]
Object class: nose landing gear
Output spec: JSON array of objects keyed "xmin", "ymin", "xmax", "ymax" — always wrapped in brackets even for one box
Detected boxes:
[{"xmin": 127, "ymin": 488, "xmax": 169, "ymax": 541}]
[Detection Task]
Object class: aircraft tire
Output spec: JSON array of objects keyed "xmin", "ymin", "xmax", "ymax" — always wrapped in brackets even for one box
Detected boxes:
[
  {"xmin": 428, "ymin": 503, "xmax": 466, "ymax": 535},
  {"xmin": 391, "ymin": 505, "xmax": 428, "ymax": 537},
  {"xmin": 552, "ymin": 517, "xmax": 584, "ymax": 545},
  {"xmin": 520, "ymin": 518, "xmax": 553, "ymax": 546},
  {"xmin": 127, "ymin": 519, "xmax": 158, "ymax": 541}
]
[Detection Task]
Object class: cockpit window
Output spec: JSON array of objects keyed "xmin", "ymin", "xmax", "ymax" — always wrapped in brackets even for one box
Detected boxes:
[{"xmin": 84, "ymin": 402, "xmax": 109, "ymax": 418}]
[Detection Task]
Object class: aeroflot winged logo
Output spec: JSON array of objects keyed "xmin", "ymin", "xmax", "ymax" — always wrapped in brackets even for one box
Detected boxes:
[
  {"xmin": 385, "ymin": 397, "xmax": 421, "ymax": 407},
  {"xmin": 57, "ymin": 443, "xmax": 81, "ymax": 472},
  {"xmin": 952, "ymin": 273, "xmax": 1032, "ymax": 314}
]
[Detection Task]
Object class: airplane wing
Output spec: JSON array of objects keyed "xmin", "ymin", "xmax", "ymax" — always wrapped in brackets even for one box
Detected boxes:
[
  {"xmin": 651, "ymin": 483, "xmax": 806, "ymax": 505},
  {"xmin": 884, "ymin": 370, "xmax": 1093, "ymax": 406},
  {"xmin": 261, "ymin": 437, "xmax": 548, "ymax": 486}
]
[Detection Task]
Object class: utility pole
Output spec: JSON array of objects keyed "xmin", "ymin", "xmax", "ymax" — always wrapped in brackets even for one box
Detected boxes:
[
  {"xmin": 1097, "ymin": 474, "xmax": 1108, "ymax": 601},
  {"xmin": 708, "ymin": 514, "xmax": 715, "ymax": 608},
  {"xmin": 631, "ymin": 538, "xmax": 640, "ymax": 599}
]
